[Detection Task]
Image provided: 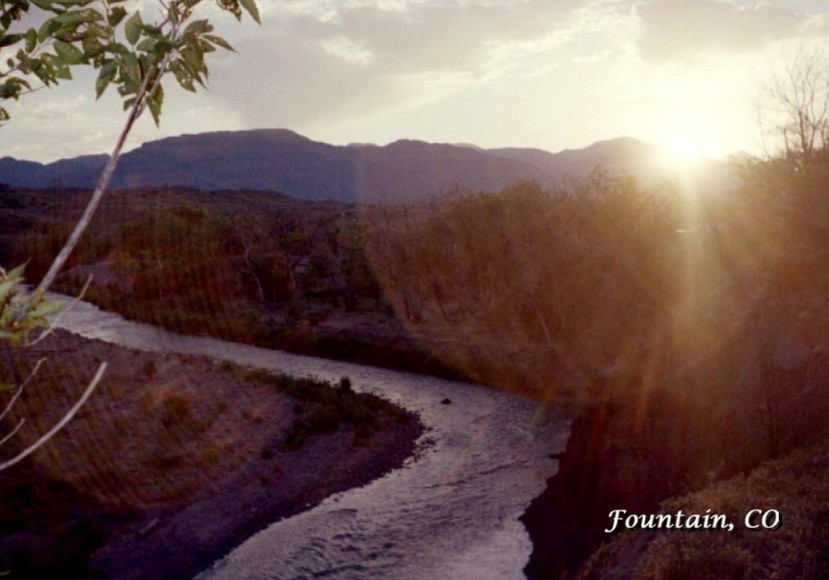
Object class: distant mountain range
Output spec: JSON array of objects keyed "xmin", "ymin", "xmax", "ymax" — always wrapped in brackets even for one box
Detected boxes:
[{"xmin": 0, "ymin": 129, "xmax": 739, "ymax": 203}]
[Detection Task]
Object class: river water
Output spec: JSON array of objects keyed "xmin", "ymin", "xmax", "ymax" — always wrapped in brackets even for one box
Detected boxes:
[{"xmin": 51, "ymin": 296, "xmax": 569, "ymax": 579}]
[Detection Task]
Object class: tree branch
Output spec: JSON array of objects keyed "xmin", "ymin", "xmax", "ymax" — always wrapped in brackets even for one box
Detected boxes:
[
  {"xmin": 35, "ymin": 18, "xmax": 180, "ymax": 295},
  {"xmin": 0, "ymin": 362, "xmax": 106, "ymax": 472},
  {"xmin": 0, "ymin": 358, "xmax": 44, "ymax": 422}
]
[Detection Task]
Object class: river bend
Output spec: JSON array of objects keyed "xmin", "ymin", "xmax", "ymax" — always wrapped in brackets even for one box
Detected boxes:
[{"xmin": 52, "ymin": 296, "xmax": 569, "ymax": 579}]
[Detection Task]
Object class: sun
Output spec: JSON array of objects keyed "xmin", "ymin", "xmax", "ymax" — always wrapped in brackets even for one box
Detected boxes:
[
  {"xmin": 659, "ymin": 137, "xmax": 707, "ymax": 171},
  {"xmin": 665, "ymin": 137, "xmax": 704, "ymax": 161}
]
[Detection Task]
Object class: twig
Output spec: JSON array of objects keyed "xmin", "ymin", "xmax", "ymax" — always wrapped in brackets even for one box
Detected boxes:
[
  {"xmin": 0, "ymin": 362, "xmax": 106, "ymax": 472},
  {"xmin": 35, "ymin": 9, "xmax": 181, "ymax": 295},
  {"xmin": 0, "ymin": 419, "xmax": 24, "ymax": 447},
  {"xmin": 0, "ymin": 358, "xmax": 45, "ymax": 422}
]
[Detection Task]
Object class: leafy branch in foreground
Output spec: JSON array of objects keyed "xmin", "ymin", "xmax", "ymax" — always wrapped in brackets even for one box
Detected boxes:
[
  {"xmin": 1, "ymin": 0, "xmax": 258, "ymax": 124},
  {"xmin": 0, "ymin": 0, "xmax": 259, "ymax": 471},
  {"xmin": 0, "ymin": 264, "xmax": 62, "ymax": 347}
]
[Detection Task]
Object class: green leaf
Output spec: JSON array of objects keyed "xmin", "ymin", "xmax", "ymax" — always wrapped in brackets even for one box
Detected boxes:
[
  {"xmin": 0, "ymin": 264, "xmax": 23, "ymax": 291},
  {"xmin": 0, "ymin": 331, "xmax": 18, "ymax": 346},
  {"xmin": 53, "ymin": 0, "xmax": 95, "ymax": 6},
  {"xmin": 197, "ymin": 39, "xmax": 216, "ymax": 54},
  {"xmin": 53, "ymin": 8, "xmax": 103, "ymax": 27},
  {"xmin": 85, "ymin": 22, "xmax": 111, "ymax": 40},
  {"xmin": 38, "ymin": 18, "xmax": 58, "ymax": 43},
  {"xmin": 53, "ymin": 40, "xmax": 86, "ymax": 65},
  {"xmin": 150, "ymin": 39, "xmax": 173, "ymax": 58},
  {"xmin": 27, "ymin": 298, "xmax": 64, "ymax": 319},
  {"xmin": 124, "ymin": 11, "xmax": 142, "ymax": 45},
  {"xmin": 122, "ymin": 50, "xmax": 140, "ymax": 89},
  {"xmin": 0, "ymin": 81, "xmax": 20, "ymax": 100},
  {"xmin": 181, "ymin": 46, "xmax": 205, "ymax": 74},
  {"xmin": 136, "ymin": 37, "xmax": 156, "ymax": 53},
  {"xmin": 0, "ymin": 279, "xmax": 19, "ymax": 306},
  {"xmin": 28, "ymin": 288, "xmax": 43, "ymax": 307},
  {"xmin": 104, "ymin": 42, "xmax": 130, "ymax": 56},
  {"xmin": 239, "ymin": 0, "xmax": 260, "ymax": 24},
  {"xmin": 0, "ymin": 306, "xmax": 14, "ymax": 332},
  {"xmin": 99, "ymin": 59, "xmax": 117, "ymax": 79},
  {"xmin": 5, "ymin": 263, "xmax": 27, "ymax": 283},
  {"xmin": 203, "ymin": 34, "xmax": 233, "ymax": 51},
  {"xmin": 147, "ymin": 82, "xmax": 163, "ymax": 126},
  {"xmin": 95, "ymin": 77, "xmax": 112, "ymax": 100},
  {"xmin": 81, "ymin": 34, "xmax": 104, "ymax": 59},
  {"xmin": 170, "ymin": 62, "xmax": 195, "ymax": 92},
  {"xmin": 95, "ymin": 70, "xmax": 111, "ymax": 98},
  {"xmin": 53, "ymin": 63, "xmax": 72, "ymax": 80},
  {"xmin": 0, "ymin": 34, "xmax": 24, "ymax": 49},
  {"xmin": 31, "ymin": 62, "xmax": 52, "ymax": 84},
  {"xmin": 25, "ymin": 28, "xmax": 37, "ymax": 53},
  {"xmin": 184, "ymin": 19, "xmax": 210, "ymax": 36},
  {"xmin": 109, "ymin": 6, "xmax": 127, "ymax": 27}
]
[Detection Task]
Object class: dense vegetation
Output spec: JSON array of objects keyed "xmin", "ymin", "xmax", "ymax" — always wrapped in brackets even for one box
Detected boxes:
[
  {"xmin": 360, "ymin": 173, "xmax": 679, "ymax": 396},
  {"xmin": 0, "ymin": 186, "xmax": 464, "ymax": 378}
]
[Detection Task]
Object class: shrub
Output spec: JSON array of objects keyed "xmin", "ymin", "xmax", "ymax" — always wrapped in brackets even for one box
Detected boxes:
[
  {"xmin": 142, "ymin": 360, "xmax": 157, "ymax": 379},
  {"xmin": 306, "ymin": 405, "xmax": 340, "ymax": 434},
  {"xmin": 161, "ymin": 394, "xmax": 191, "ymax": 427}
]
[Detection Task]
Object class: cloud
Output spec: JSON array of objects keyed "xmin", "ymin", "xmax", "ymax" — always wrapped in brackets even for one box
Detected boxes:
[
  {"xmin": 635, "ymin": 0, "xmax": 807, "ymax": 64},
  {"xmin": 210, "ymin": 0, "xmax": 591, "ymax": 130},
  {"xmin": 321, "ymin": 36, "xmax": 374, "ymax": 65},
  {"xmin": 18, "ymin": 94, "xmax": 89, "ymax": 122},
  {"xmin": 258, "ymin": 0, "xmax": 587, "ymax": 75}
]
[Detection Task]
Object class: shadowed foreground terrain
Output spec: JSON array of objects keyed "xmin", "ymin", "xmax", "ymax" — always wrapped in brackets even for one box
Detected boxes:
[
  {"xmin": 579, "ymin": 440, "xmax": 829, "ymax": 579},
  {"xmin": 0, "ymin": 330, "xmax": 420, "ymax": 578}
]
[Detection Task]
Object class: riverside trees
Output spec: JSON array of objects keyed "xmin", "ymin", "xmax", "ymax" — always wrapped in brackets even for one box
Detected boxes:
[
  {"xmin": 0, "ymin": 0, "xmax": 259, "ymax": 470},
  {"xmin": 361, "ymin": 175, "xmax": 680, "ymax": 395}
]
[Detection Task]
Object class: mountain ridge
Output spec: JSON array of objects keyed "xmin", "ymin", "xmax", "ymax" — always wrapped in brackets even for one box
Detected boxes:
[{"xmin": 0, "ymin": 131, "xmax": 737, "ymax": 203}]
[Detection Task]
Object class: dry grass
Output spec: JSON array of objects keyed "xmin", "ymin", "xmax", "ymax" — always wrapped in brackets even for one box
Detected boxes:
[
  {"xmin": 0, "ymin": 330, "xmax": 294, "ymax": 508},
  {"xmin": 580, "ymin": 441, "xmax": 829, "ymax": 579}
]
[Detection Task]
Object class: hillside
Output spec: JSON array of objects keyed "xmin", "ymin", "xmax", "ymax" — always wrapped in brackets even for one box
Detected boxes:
[
  {"xmin": 579, "ymin": 440, "xmax": 829, "ymax": 579},
  {"xmin": 0, "ymin": 330, "xmax": 420, "ymax": 577}
]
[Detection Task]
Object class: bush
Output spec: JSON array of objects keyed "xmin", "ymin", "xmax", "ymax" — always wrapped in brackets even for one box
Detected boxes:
[
  {"xmin": 142, "ymin": 360, "xmax": 157, "ymax": 379},
  {"xmin": 161, "ymin": 394, "xmax": 191, "ymax": 428},
  {"xmin": 306, "ymin": 405, "xmax": 340, "ymax": 434}
]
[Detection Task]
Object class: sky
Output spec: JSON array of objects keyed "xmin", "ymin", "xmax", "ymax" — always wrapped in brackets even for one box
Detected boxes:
[{"xmin": 2, "ymin": 0, "xmax": 828, "ymax": 163}]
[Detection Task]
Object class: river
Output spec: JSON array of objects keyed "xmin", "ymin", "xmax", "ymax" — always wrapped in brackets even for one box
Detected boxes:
[{"xmin": 51, "ymin": 296, "xmax": 569, "ymax": 579}]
